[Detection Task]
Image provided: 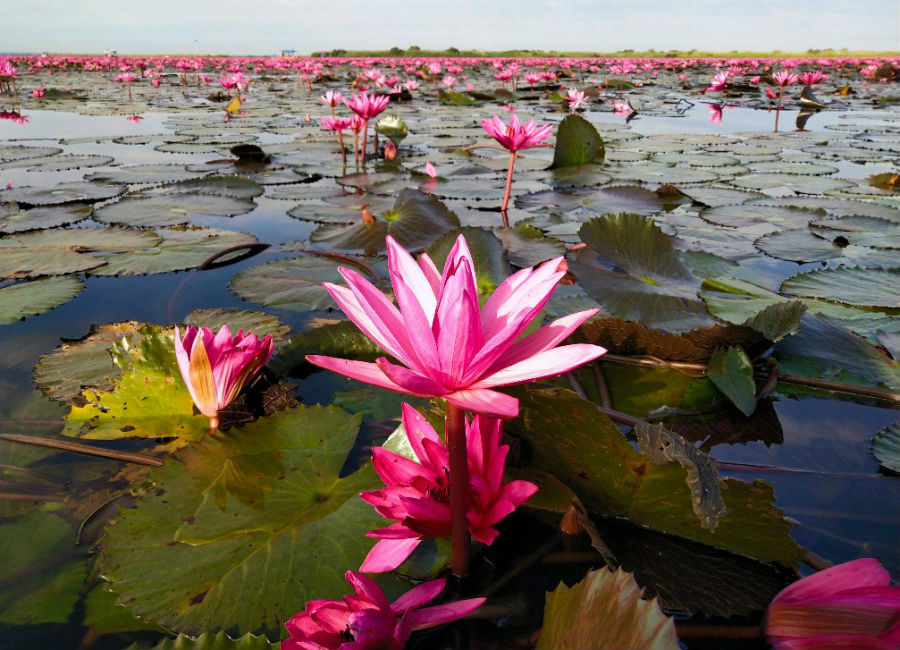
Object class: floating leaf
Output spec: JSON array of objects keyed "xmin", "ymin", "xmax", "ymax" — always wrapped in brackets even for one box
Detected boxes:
[
  {"xmin": 310, "ymin": 188, "xmax": 459, "ymax": 254},
  {"xmin": 92, "ymin": 227, "xmax": 258, "ymax": 276},
  {"xmin": 62, "ymin": 324, "xmax": 210, "ymax": 441},
  {"xmin": 0, "ymin": 182, "xmax": 125, "ymax": 207},
  {"xmin": 0, "ymin": 276, "xmax": 84, "ymax": 324},
  {"xmin": 516, "ymin": 185, "xmax": 663, "ymax": 215},
  {"xmin": 494, "ymin": 223, "xmax": 566, "ymax": 268},
  {"xmin": 781, "ymin": 267, "xmax": 900, "ymax": 309},
  {"xmin": 872, "ymin": 423, "xmax": 899, "ymax": 473},
  {"xmin": 128, "ymin": 631, "xmax": 277, "ymax": 649},
  {"xmin": 537, "ymin": 568, "xmax": 679, "ymax": 650},
  {"xmin": 93, "ymin": 193, "xmax": 256, "ymax": 227},
  {"xmin": 270, "ymin": 320, "xmax": 383, "ymax": 377},
  {"xmin": 0, "ymin": 513, "xmax": 85, "ymax": 625},
  {"xmin": 0, "ymin": 203, "xmax": 92, "ymax": 234},
  {"xmin": 731, "ymin": 173, "xmax": 854, "ymax": 194},
  {"xmin": 83, "ymin": 585, "xmax": 168, "ymax": 635},
  {"xmin": 508, "ymin": 387, "xmax": 803, "ymax": 565},
  {"xmin": 571, "ymin": 214, "xmax": 716, "ymax": 332},
  {"xmin": 99, "ymin": 406, "xmax": 383, "ymax": 640},
  {"xmin": 229, "ymin": 254, "xmax": 350, "ymax": 312},
  {"xmin": 551, "ymin": 114, "xmax": 605, "ymax": 168},
  {"xmin": 85, "ymin": 164, "xmax": 206, "ymax": 184},
  {"xmin": 701, "ymin": 277, "xmax": 807, "ymax": 343},
  {"xmin": 140, "ymin": 174, "xmax": 265, "ymax": 200},
  {"xmin": 707, "ymin": 346, "xmax": 757, "ymax": 416},
  {"xmin": 774, "ymin": 314, "xmax": 900, "ymax": 392}
]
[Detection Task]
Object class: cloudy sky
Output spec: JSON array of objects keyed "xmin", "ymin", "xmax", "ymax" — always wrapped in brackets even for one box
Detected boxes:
[{"xmin": 4, "ymin": 0, "xmax": 898, "ymax": 55}]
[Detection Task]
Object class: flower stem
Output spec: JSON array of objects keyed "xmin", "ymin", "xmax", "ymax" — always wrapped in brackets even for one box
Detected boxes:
[
  {"xmin": 208, "ymin": 415, "xmax": 219, "ymax": 436},
  {"xmin": 361, "ymin": 119, "xmax": 369, "ymax": 166},
  {"xmin": 446, "ymin": 403, "xmax": 470, "ymax": 578},
  {"xmin": 500, "ymin": 150, "xmax": 516, "ymax": 228}
]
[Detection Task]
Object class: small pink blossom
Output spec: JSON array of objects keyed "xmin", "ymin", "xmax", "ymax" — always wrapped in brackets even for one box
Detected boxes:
[
  {"xmin": 344, "ymin": 92, "xmax": 390, "ymax": 120},
  {"xmin": 359, "ymin": 403, "xmax": 538, "ymax": 572},
  {"xmin": 772, "ymin": 70, "xmax": 800, "ymax": 87},
  {"xmin": 481, "ymin": 113, "xmax": 553, "ymax": 152},
  {"xmin": 320, "ymin": 90, "xmax": 344, "ymax": 107},
  {"xmin": 424, "ymin": 161, "xmax": 436, "ymax": 178},
  {"xmin": 32, "ymin": 88, "xmax": 44, "ymax": 98},
  {"xmin": 282, "ymin": 570, "xmax": 483, "ymax": 650}
]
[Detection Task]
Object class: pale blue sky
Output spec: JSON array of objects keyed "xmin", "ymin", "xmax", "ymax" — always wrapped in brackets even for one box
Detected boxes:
[{"xmin": 3, "ymin": 0, "xmax": 898, "ymax": 55}]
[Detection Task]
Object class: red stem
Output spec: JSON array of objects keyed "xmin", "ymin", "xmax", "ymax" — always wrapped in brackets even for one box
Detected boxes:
[
  {"xmin": 446, "ymin": 403, "xmax": 470, "ymax": 577},
  {"xmin": 500, "ymin": 150, "xmax": 516, "ymax": 228},
  {"xmin": 361, "ymin": 118, "xmax": 369, "ymax": 166}
]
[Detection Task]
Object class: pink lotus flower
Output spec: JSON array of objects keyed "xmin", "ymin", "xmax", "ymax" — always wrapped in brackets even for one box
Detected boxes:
[
  {"xmin": 799, "ymin": 70, "xmax": 827, "ymax": 86},
  {"xmin": 319, "ymin": 90, "xmax": 343, "ymax": 107},
  {"xmin": 612, "ymin": 99, "xmax": 633, "ymax": 115},
  {"xmin": 343, "ymin": 91, "xmax": 390, "ymax": 120},
  {"xmin": 321, "ymin": 116, "xmax": 353, "ymax": 132},
  {"xmin": 359, "ymin": 403, "xmax": 538, "ymax": 572},
  {"xmin": 32, "ymin": 88, "xmax": 44, "ymax": 98},
  {"xmin": 174, "ymin": 324, "xmax": 274, "ymax": 433},
  {"xmin": 765, "ymin": 558, "xmax": 900, "ymax": 650},
  {"xmin": 282, "ymin": 570, "xmax": 484, "ymax": 650},
  {"xmin": 424, "ymin": 161, "xmax": 437, "ymax": 178},
  {"xmin": 765, "ymin": 87, "xmax": 778, "ymax": 99},
  {"xmin": 442, "ymin": 75, "xmax": 457, "ymax": 89},
  {"xmin": 772, "ymin": 70, "xmax": 800, "ymax": 87},
  {"xmin": 306, "ymin": 234, "xmax": 605, "ymax": 418},
  {"xmin": 704, "ymin": 71, "xmax": 730, "ymax": 93},
  {"xmin": 481, "ymin": 113, "xmax": 553, "ymax": 152},
  {"xmin": 565, "ymin": 88, "xmax": 587, "ymax": 111}
]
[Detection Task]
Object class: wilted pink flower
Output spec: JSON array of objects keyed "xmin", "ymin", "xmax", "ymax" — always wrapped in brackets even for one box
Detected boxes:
[
  {"xmin": 282, "ymin": 570, "xmax": 483, "ymax": 650},
  {"xmin": 174, "ymin": 324, "xmax": 274, "ymax": 433},
  {"xmin": 772, "ymin": 70, "xmax": 800, "ymax": 87},
  {"xmin": 306, "ymin": 234, "xmax": 605, "ymax": 418},
  {"xmin": 359, "ymin": 403, "xmax": 538, "ymax": 572},
  {"xmin": 480, "ymin": 113, "xmax": 553, "ymax": 152},
  {"xmin": 343, "ymin": 92, "xmax": 390, "ymax": 120},
  {"xmin": 765, "ymin": 558, "xmax": 900, "ymax": 650}
]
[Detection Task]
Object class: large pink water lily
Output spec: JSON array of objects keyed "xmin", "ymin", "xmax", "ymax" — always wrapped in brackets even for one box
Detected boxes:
[
  {"xmin": 306, "ymin": 234, "xmax": 606, "ymax": 418},
  {"xmin": 174, "ymin": 324, "xmax": 274, "ymax": 433},
  {"xmin": 765, "ymin": 558, "xmax": 900, "ymax": 650},
  {"xmin": 281, "ymin": 570, "xmax": 484, "ymax": 650},
  {"xmin": 359, "ymin": 403, "xmax": 538, "ymax": 573}
]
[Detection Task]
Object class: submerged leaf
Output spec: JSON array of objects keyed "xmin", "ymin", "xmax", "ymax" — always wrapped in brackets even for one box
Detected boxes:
[{"xmin": 537, "ymin": 567, "xmax": 679, "ymax": 650}]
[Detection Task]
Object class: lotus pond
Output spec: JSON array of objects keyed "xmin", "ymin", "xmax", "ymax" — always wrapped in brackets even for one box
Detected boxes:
[{"xmin": 1, "ymin": 55, "xmax": 899, "ymax": 650}]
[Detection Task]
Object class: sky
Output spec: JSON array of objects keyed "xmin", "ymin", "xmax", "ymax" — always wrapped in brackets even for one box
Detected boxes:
[{"xmin": 3, "ymin": 0, "xmax": 898, "ymax": 55}]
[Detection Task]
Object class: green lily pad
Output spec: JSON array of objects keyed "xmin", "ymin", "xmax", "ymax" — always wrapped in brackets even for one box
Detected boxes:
[
  {"xmin": 84, "ymin": 164, "xmax": 207, "ymax": 184},
  {"xmin": 755, "ymin": 229, "xmax": 899, "ymax": 267},
  {"xmin": 83, "ymin": 585, "xmax": 169, "ymax": 635},
  {"xmin": 707, "ymin": 346, "xmax": 757, "ymax": 416},
  {"xmin": 140, "ymin": 175, "xmax": 265, "ymax": 200},
  {"xmin": 0, "ymin": 154, "xmax": 114, "ymax": 172},
  {"xmin": 747, "ymin": 161, "xmax": 838, "ymax": 175},
  {"xmin": 516, "ymin": 185, "xmax": 663, "ymax": 215},
  {"xmin": 127, "ymin": 632, "xmax": 278, "ymax": 649},
  {"xmin": 62, "ymin": 324, "xmax": 210, "ymax": 441},
  {"xmin": 0, "ymin": 513, "xmax": 86, "ymax": 625},
  {"xmin": 0, "ymin": 144, "xmax": 63, "ymax": 162},
  {"xmin": 229, "ymin": 254, "xmax": 353, "ymax": 312},
  {"xmin": 571, "ymin": 214, "xmax": 716, "ymax": 333},
  {"xmin": 552, "ymin": 114, "xmax": 605, "ymax": 168},
  {"xmin": 748, "ymin": 196, "xmax": 900, "ymax": 221},
  {"xmin": 872, "ymin": 423, "xmax": 899, "ymax": 473},
  {"xmin": 93, "ymin": 193, "xmax": 257, "ymax": 227},
  {"xmin": 0, "ymin": 203, "xmax": 93, "ymax": 234},
  {"xmin": 33, "ymin": 321, "xmax": 141, "ymax": 403},
  {"xmin": 0, "ymin": 276, "xmax": 84, "ymax": 324},
  {"xmin": 700, "ymin": 277, "xmax": 807, "ymax": 342},
  {"xmin": 612, "ymin": 163, "xmax": 719, "ymax": 186},
  {"xmin": 0, "ymin": 182, "xmax": 126, "ymax": 207},
  {"xmin": 92, "ymin": 227, "xmax": 258, "ymax": 276},
  {"xmin": 731, "ymin": 173, "xmax": 854, "ymax": 194},
  {"xmin": 494, "ymin": 223, "xmax": 566, "ymax": 268},
  {"xmin": 781, "ymin": 267, "xmax": 900, "ymax": 309},
  {"xmin": 700, "ymin": 204, "xmax": 821, "ymax": 231},
  {"xmin": 99, "ymin": 405, "xmax": 383, "ymax": 640},
  {"xmin": 774, "ymin": 314, "xmax": 900, "ymax": 392},
  {"xmin": 269, "ymin": 320, "xmax": 383, "ymax": 377},
  {"xmin": 679, "ymin": 186, "xmax": 765, "ymax": 207},
  {"xmin": 310, "ymin": 188, "xmax": 459, "ymax": 254},
  {"xmin": 537, "ymin": 568, "xmax": 679, "ymax": 650},
  {"xmin": 508, "ymin": 387, "xmax": 803, "ymax": 566},
  {"xmin": 810, "ymin": 215, "xmax": 900, "ymax": 250}
]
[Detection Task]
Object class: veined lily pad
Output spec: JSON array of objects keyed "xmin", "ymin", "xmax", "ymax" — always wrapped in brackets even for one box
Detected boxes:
[
  {"xmin": 139, "ymin": 175, "xmax": 264, "ymax": 200},
  {"xmin": 756, "ymin": 229, "xmax": 899, "ymax": 267},
  {"xmin": 0, "ymin": 154, "xmax": 114, "ymax": 171},
  {"xmin": 0, "ymin": 182, "xmax": 126, "ymax": 207},
  {"xmin": 872, "ymin": 423, "xmax": 900, "ymax": 473},
  {"xmin": 310, "ymin": 188, "xmax": 459, "ymax": 254},
  {"xmin": 679, "ymin": 186, "xmax": 766, "ymax": 207},
  {"xmin": 0, "ymin": 203, "xmax": 92, "ymax": 234},
  {"xmin": 571, "ymin": 214, "xmax": 716, "ymax": 333},
  {"xmin": 700, "ymin": 277, "xmax": 806, "ymax": 342},
  {"xmin": 229, "ymin": 254, "xmax": 351, "ymax": 312},
  {"xmin": 91, "ymin": 227, "xmax": 258, "ymax": 276},
  {"xmin": 731, "ymin": 173, "xmax": 854, "ymax": 194},
  {"xmin": 99, "ymin": 405, "xmax": 383, "ymax": 640},
  {"xmin": 810, "ymin": 215, "xmax": 900, "ymax": 249},
  {"xmin": 781, "ymin": 267, "xmax": 900, "ymax": 309},
  {"xmin": 508, "ymin": 388, "xmax": 803, "ymax": 565},
  {"xmin": 0, "ymin": 276, "xmax": 85, "ymax": 324},
  {"xmin": 85, "ymin": 165, "xmax": 205, "ymax": 184},
  {"xmin": 552, "ymin": 114, "xmax": 604, "ymax": 168},
  {"xmin": 612, "ymin": 163, "xmax": 719, "ymax": 186},
  {"xmin": 700, "ymin": 204, "xmax": 821, "ymax": 230},
  {"xmin": 516, "ymin": 184, "xmax": 663, "ymax": 215},
  {"xmin": 93, "ymin": 193, "xmax": 257, "ymax": 227},
  {"xmin": 707, "ymin": 346, "xmax": 757, "ymax": 416},
  {"xmin": 537, "ymin": 568, "xmax": 679, "ymax": 650}
]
